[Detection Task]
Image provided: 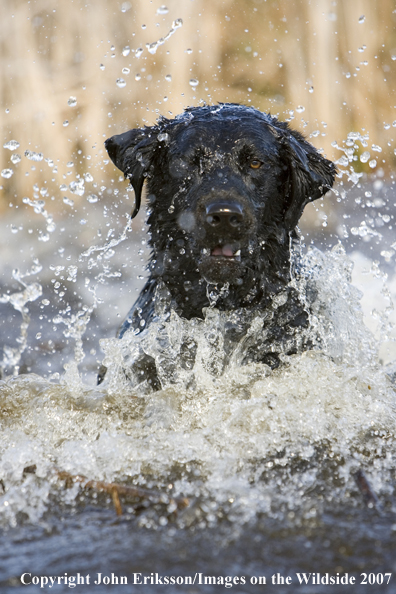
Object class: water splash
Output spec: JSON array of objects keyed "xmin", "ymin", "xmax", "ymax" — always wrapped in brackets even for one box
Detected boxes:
[
  {"xmin": 145, "ymin": 18, "xmax": 183, "ymax": 55},
  {"xmin": 22, "ymin": 197, "xmax": 56, "ymax": 240},
  {"xmin": 69, "ymin": 179, "xmax": 85, "ymax": 196},
  {"xmin": 24, "ymin": 150, "xmax": 44, "ymax": 162},
  {"xmin": 0, "ymin": 244, "xmax": 395, "ymax": 528},
  {"xmin": 1, "ymin": 112, "xmax": 396, "ymax": 535},
  {"xmin": 10, "ymin": 153, "xmax": 21, "ymax": 164},
  {"xmin": 3, "ymin": 140, "xmax": 20, "ymax": 150},
  {"xmin": 0, "ymin": 263, "xmax": 43, "ymax": 376},
  {"xmin": 100, "ymin": 247, "xmax": 383, "ymax": 392},
  {"xmin": 1, "ymin": 169, "xmax": 13, "ymax": 179},
  {"xmin": 41, "ymin": 217, "xmax": 135, "ymax": 367}
]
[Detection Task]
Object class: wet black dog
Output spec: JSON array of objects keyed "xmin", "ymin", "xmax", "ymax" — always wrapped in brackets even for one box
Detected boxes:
[{"xmin": 99, "ymin": 103, "xmax": 335, "ymax": 387}]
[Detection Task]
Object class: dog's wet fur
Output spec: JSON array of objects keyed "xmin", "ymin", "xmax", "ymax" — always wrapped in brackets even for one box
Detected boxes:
[{"xmin": 99, "ymin": 103, "xmax": 336, "ymax": 388}]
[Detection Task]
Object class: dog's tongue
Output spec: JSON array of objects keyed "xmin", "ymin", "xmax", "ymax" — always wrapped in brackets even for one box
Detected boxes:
[{"xmin": 211, "ymin": 244, "xmax": 235, "ymax": 257}]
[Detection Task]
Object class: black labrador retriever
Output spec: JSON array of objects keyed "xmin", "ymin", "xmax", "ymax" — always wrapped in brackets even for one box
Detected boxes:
[{"xmin": 99, "ymin": 103, "xmax": 336, "ymax": 387}]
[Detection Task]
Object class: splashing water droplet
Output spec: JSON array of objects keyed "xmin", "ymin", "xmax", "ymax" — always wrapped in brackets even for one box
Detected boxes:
[
  {"xmin": 296, "ymin": 105, "xmax": 305, "ymax": 113},
  {"xmin": 63, "ymin": 120, "xmax": 69, "ymax": 127},
  {"xmin": 116, "ymin": 78, "xmax": 126, "ymax": 88},
  {"xmin": 165, "ymin": 74, "xmax": 172, "ymax": 82},
  {"xmin": 87, "ymin": 194, "xmax": 98, "ymax": 203},
  {"xmin": 84, "ymin": 172, "xmax": 94, "ymax": 183},
  {"xmin": 185, "ymin": 48, "xmax": 193, "ymax": 54},
  {"xmin": 69, "ymin": 179, "xmax": 85, "ymax": 196},
  {"xmin": 3, "ymin": 139, "xmax": 20, "ymax": 150},
  {"xmin": 336, "ymin": 155, "xmax": 349, "ymax": 167},
  {"xmin": 147, "ymin": 42, "xmax": 159, "ymax": 55},
  {"xmin": 360, "ymin": 151, "xmax": 370, "ymax": 163},
  {"xmin": 189, "ymin": 78, "xmax": 199, "ymax": 88},
  {"xmin": 392, "ymin": 55, "xmax": 396, "ymax": 61},
  {"xmin": 135, "ymin": 48, "xmax": 143, "ymax": 58},
  {"xmin": 135, "ymin": 73, "xmax": 142, "ymax": 81},
  {"xmin": 309, "ymin": 86, "xmax": 314, "ymax": 93},
  {"xmin": 157, "ymin": 5, "xmax": 169, "ymax": 15},
  {"xmin": 122, "ymin": 46, "xmax": 130, "ymax": 57},
  {"xmin": 47, "ymin": 221, "xmax": 56, "ymax": 233},
  {"xmin": 358, "ymin": 14, "xmax": 365, "ymax": 23},
  {"xmin": 63, "ymin": 196, "xmax": 74, "ymax": 207},
  {"xmin": 158, "ymin": 133, "xmax": 170, "ymax": 144},
  {"xmin": 67, "ymin": 265, "xmax": 78, "ymax": 282},
  {"xmin": 68, "ymin": 96, "xmax": 77, "ymax": 107},
  {"xmin": 369, "ymin": 159, "xmax": 377, "ymax": 168},
  {"xmin": 99, "ymin": 63, "xmax": 105, "ymax": 70},
  {"xmin": 172, "ymin": 18, "xmax": 183, "ymax": 28},
  {"xmin": 122, "ymin": 67, "xmax": 130, "ymax": 74},
  {"xmin": 10, "ymin": 153, "xmax": 21, "ymax": 164},
  {"xmin": 25, "ymin": 150, "xmax": 44, "ymax": 162},
  {"xmin": 1, "ymin": 168, "xmax": 13, "ymax": 179}
]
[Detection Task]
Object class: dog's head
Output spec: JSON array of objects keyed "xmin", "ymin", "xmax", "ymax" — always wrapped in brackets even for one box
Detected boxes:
[{"xmin": 106, "ymin": 104, "xmax": 336, "ymax": 292}]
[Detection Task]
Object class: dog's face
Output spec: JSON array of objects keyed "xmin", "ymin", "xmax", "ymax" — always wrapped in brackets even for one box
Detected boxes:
[{"xmin": 106, "ymin": 104, "xmax": 335, "ymax": 295}]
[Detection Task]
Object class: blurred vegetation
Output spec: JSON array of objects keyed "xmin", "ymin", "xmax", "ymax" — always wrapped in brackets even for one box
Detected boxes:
[{"xmin": 1, "ymin": 0, "xmax": 396, "ymax": 210}]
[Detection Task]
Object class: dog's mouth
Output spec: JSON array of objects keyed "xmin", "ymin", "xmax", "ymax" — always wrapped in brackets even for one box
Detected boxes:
[
  {"xmin": 209, "ymin": 244, "xmax": 241, "ymax": 260},
  {"xmin": 198, "ymin": 244, "xmax": 245, "ymax": 284}
]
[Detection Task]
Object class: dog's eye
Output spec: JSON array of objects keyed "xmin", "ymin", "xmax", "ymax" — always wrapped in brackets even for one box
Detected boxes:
[{"xmin": 250, "ymin": 159, "xmax": 262, "ymax": 169}]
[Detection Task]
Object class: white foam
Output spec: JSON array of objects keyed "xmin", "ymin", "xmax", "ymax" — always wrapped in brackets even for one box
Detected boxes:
[{"xmin": 0, "ymin": 246, "xmax": 395, "ymax": 527}]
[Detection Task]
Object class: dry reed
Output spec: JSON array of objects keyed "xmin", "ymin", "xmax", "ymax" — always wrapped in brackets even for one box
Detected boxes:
[{"xmin": 1, "ymin": 0, "xmax": 395, "ymax": 208}]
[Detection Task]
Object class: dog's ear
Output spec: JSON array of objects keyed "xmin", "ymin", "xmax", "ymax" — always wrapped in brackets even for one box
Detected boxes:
[
  {"xmin": 279, "ymin": 128, "xmax": 336, "ymax": 231},
  {"xmin": 105, "ymin": 127, "xmax": 158, "ymax": 218}
]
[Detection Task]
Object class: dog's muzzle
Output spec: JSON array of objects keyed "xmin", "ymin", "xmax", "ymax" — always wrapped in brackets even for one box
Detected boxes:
[{"xmin": 195, "ymin": 196, "xmax": 255, "ymax": 284}]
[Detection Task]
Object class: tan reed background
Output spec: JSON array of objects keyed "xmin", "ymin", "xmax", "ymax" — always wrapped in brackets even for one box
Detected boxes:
[{"xmin": 1, "ymin": 0, "xmax": 396, "ymax": 209}]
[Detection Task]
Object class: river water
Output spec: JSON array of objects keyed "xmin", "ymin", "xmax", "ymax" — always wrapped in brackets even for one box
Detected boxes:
[{"xmin": 0, "ymin": 173, "xmax": 396, "ymax": 593}]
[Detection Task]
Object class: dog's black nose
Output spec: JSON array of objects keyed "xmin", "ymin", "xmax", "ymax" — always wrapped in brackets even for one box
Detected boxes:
[{"xmin": 205, "ymin": 201, "xmax": 244, "ymax": 231}]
